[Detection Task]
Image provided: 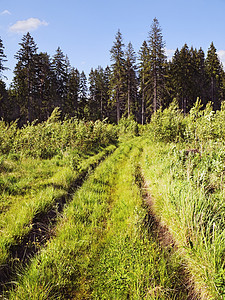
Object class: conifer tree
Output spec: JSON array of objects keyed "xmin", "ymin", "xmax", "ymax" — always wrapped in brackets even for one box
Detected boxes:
[
  {"xmin": 205, "ymin": 42, "xmax": 224, "ymax": 110},
  {"xmin": 79, "ymin": 71, "xmax": 88, "ymax": 118},
  {"xmin": 138, "ymin": 40, "xmax": 150, "ymax": 124},
  {"xmin": 89, "ymin": 66, "xmax": 109, "ymax": 120},
  {"xmin": 125, "ymin": 42, "xmax": 137, "ymax": 117},
  {"xmin": 109, "ymin": 29, "xmax": 126, "ymax": 123},
  {"xmin": 0, "ymin": 37, "xmax": 7, "ymax": 78},
  {"xmin": 0, "ymin": 37, "xmax": 8, "ymax": 120},
  {"xmin": 148, "ymin": 18, "xmax": 166, "ymax": 113},
  {"xmin": 66, "ymin": 67, "xmax": 80, "ymax": 118},
  {"xmin": 51, "ymin": 47, "xmax": 69, "ymax": 114},
  {"xmin": 35, "ymin": 52, "xmax": 54, "ymax": 121},
  {"xmin": 13, "ymin": 32, "xmax": 38, "ymax": 123}
]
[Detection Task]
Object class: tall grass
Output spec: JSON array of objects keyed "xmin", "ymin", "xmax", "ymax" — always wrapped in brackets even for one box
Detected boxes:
[
  {"xmin": 0, "ymin": 145, "xmax": 116, "ymax": 282},
  {"xmin": 0, "ymin": 108, "xmax": 118, "ymax": 159},
  {"xmin": 7, "ymin": 142, "xmax": 133, "ymax": 299},
  {"xmin": 8, "ymin": 139, "xmax": 189, "ymax": 299},
  {"xmin": 141, "ymin": 137, "xmax": 225, "ymax": 299}
]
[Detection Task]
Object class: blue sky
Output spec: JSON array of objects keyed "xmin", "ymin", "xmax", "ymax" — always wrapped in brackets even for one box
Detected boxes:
[{"xmin": 1, "ymin": 0, "xmax": 225, "ymax": 86}]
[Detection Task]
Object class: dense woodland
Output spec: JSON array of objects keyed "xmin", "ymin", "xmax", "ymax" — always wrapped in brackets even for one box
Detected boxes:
[{"xmin": 0, "ymin": 18, "xmax": 225, "ymax": 126}]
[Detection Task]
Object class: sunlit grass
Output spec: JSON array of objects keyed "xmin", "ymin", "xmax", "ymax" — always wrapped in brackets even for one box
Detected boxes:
[
  {"xmin": 141, "ymin": 139, "xmax": 225, "ymax": 299},
  {"xmin": 9, "ymin": 140, "xmax": 189, "ymax": 299},
  {"xmin": 0, "ymin": 145, "xmax": 116, "ymax": 274}
]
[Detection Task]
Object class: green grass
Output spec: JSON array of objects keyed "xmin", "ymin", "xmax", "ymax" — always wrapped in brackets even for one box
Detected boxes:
[
  {"xmin": 8, "ymin": 139, "xmax": 189, "ymax": 299},
  {"xmin": 0, "ymin": 145, "xmax": 116, "ymax": 271},
  {"xmin": 3, "ymin": 105, "xmax": 225, "ymax": 299},
  {"xmin": 141, "ymin": 139, "xmax": 225, "ymax": 299}
]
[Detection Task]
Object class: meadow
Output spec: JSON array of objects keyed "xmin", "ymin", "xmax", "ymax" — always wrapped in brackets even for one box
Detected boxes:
[{"xmin": 1, "ymin": 101, "xmax": 225, "ymax": 299}]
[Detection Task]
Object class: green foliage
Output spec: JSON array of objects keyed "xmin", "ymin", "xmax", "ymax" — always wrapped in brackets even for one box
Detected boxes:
[
  {"xmin": 146, "ymin": 98, "xmax": 225, "ymax": 147},
  {"xmin": 0, "ymin": 109, "xmax": 118, "ymax": 159},
  {"xmin": 148, "ymin": 100, "xmax": 185, "ymax": 142},
  {"xmin": 117, "ymin": 116, "xmax": 139, "ymax": 140}
]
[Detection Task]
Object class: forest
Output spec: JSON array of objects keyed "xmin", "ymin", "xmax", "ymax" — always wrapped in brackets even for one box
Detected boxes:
[{"xmin": 0, "ymin": 18, "xmax": 224, "ymax": 126}]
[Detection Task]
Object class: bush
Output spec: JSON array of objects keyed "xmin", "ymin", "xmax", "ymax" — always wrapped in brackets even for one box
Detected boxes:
[
  {"xmin": 0, "ymin": 108, "xmax": 118, "ymax": 159},
  {"xmin": 148, "ymin": 101, "xmax": 185, "ymax": 142}
]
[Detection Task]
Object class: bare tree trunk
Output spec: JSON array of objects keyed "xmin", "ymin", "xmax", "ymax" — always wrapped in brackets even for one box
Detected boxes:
[
  {"xmin": 100, "ymin": 91, "xmax": 103, "ymax": 120},
  {"xmin": 211, "ymin": 77, "xmax": 214, "ymax": 103},
  {"xmin": 28, "ymin": 72, "xmax": 32, "ymax": 122},
  {"xmin": 141, "ymin": 85, "xmax": 145, "ymax": 125},
  {"xmin": 153, "ymin": 69, "xmax": 157, "ymax": 113},
  {"xmin": 116, "ymin": 87, "xmax": 120, "ymax": 123},
  {"xmin": 128, "ymin": 79, "xmax": 130, "ymax": 117}
]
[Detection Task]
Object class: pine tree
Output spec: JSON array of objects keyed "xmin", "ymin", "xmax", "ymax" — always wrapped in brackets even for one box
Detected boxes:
[
  {"xmin": 51, "ymin": 47, "xmax": 69, "ymax": 114},
  {"xmin": 148, "ymin": 18, "xmax": 166, "ymax": 113},
  {"xmin": 88, "ymin": 66, "xmax": 111, "ymax": 121},
  {"xmin": 205, "ymin": 42, "xmax": 224, "ymax": 110},
  {"xmin": 125, "ymin": 42, "xmax": 137, "ymax": 117},
  {"xmin": 138, "ymin": 40, "xmax": 150, "ymax": 124},
  {"xmin": 0, "ymin": 37, "xmax": 8, "ymax": 120},
  {"xmin": 35, "ymin": 52, "xmax": 55, "ymax": 121},
  {"xmin": 0, "ymin": 37, "xmax": 8, "ymax": 78},
  {"xmin": 109, "ymin": 29, "xmax": 126, "ymax": 123},
  {"xmin": 13, "ymin": 32, "xmax": 38, "ymax": 123},
  {"xmin": 170, "ymin": 44, "xmax": 193, "ymax": 113},
  {"xmin": 66, "ymin": 67, "xmax": 80, "ymax": 118},
  {"xmin": 78, "ymin": 71, "xmax": 88, "ymax": 118}
]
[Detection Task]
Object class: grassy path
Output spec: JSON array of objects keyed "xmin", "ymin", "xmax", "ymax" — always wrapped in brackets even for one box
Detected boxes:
[
  {"xmin": 0, "ymin": 145, "xmax": 116, "ymax": 293},
  {"xmin": 6, "ymin": 139, "xmax": 191, "ymax": 299}
]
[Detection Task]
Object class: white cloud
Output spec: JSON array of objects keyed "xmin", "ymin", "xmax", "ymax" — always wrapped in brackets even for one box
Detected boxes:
[
  {"xmin": 218, "ymin": 50, "xmax": 225, "ymax": 69},
  {"xmin": 9, "ymin": 18, "xmax": 48, "ymax": 33},
  {"xmin": 1, "ymin": 10, "xmax": 11, "ymax": 15},
  {"xmin": 165, "ymin": 48, "xmax": 175, "ymax": 61}
]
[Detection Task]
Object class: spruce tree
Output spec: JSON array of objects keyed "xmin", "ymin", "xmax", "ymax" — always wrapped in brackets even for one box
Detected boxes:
[
  {"xmin": 0, "ymin": 37, "xmax": 8, "ymax": 120},
  {"xmin": 66, "ymin": 67, "xmax": 80, "ymax": 118},
  {"xmin": 125, "ymin": 42, "xmax": 137, "ymax": 117},
  {"xmin": 51, "ymin": 47, "xmax": 69, "ymax": 114},
  {"xmin": 205, "ymin": 42, "xmax": 224, "ymax": 110},
  {"xmin": 79, "ymin": 71, "xmax": 88, "ymax": 118},
  {"xmin": 109, "ymin": 29, "xmax": 126, "ymax": 123},
  {"xmin": 35, "ymin": 52, "xmax": 55, "ymax": 120},
  {"xmin": 0, "ymin": 37, "xmax": 8, "ymax": 78},
  {"xmin": 89, "ymin": 66, "xmax": 108, "ymax": 120},
  {"xmin": 148, "ymin": 18, "xmax": 166, "ymax": 113},
  {"xmin": 13, "ymin": 32, "xmax": 38, "ymax": 124},
  {"xmin": 138, "ymin": 40, "xmax": 150, "ymax": 124}
]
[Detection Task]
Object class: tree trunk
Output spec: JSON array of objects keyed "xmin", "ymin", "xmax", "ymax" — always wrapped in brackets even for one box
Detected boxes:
[
  {"xmin": 141, "ymin": 87, "xmax": 145, "ymax": 125},
  {"xmin": 116, "ymin": 87, "xmax": 120, "ymax": 123},
  {"xmin": 153, "ymin": 69, "xmax": 157, "ymax": 113},
  {"xmin": 128, "ymin": 78, "xmax": 130, "ymax": 117}
]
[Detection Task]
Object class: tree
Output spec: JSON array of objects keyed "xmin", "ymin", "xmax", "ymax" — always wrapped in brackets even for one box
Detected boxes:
[
  {"xmin": 125, "ymin": 42, "xmax": 138, "ymax": 117},
  {"xmin": 88, "ymin": 66, "xmax": 111, "ymax": 121},
  {"xmin": 66, "ymin": 67, "xmax": 80, "ymax": 118},
  {"xmin": 170, "ymin": 44, "xmax": 192, "ymax": 113},
  {"xmin": 0, "ymin": 37, "xmax": 8, "ymax": 120},
  {"xmin": 35, "ymin": 52, "xmax": 54, "ymax": 121},
  {"xmin": 138, "ymin": 40, "xmax": 150, "ymax": 124},
  {"xmin": 13, "ymin": 32, "xmax": 38, "ymax": 124},
  {"xmin": 205, "ymin": 42, "xmax": 224, "ymax": 110},
  {"xmin": 148, "ymin": 18, "xmax": 166, "ymax": 113},
  {"xmin": 51, "ymin": 47, "xmax": 70, "ymax": 114},
  {"xmin": 109, "ymin": 29, "xmax": 126, "ymax": 123},
  {"xmin": 78, "ymin": 71, "xmax": 88, "ymax": 118},
  {"xmin": 0, "ymin": 37, "xmax": 8, "ymax": 78}
]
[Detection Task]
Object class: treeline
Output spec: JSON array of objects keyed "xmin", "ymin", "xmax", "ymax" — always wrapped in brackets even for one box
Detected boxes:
[{"xmin": 0, "ymin": 18, "xmax": 224, "ymax": 126}]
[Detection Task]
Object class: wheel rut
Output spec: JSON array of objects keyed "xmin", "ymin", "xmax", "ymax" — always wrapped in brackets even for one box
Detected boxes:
[
  {"xmin": 0, "ymin": 152, "xmax": 110, "ymax": 294},
  {"xmin": 135, "ymin": 165, "xmax": 200, "ymax": 300}
]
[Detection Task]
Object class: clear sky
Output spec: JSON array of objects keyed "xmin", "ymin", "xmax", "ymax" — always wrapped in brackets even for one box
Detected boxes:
[{"xmin": 1, "ymin": 0, "xmax": 225, "ymax": 86}]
